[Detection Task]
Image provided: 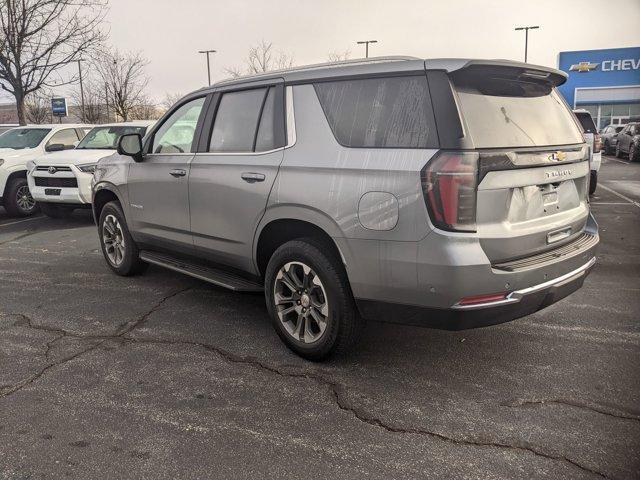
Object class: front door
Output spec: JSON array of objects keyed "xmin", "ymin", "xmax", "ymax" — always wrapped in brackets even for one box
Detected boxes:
[
  {"xmin": 189, "ymin": 82, "xmax": 286, "ymax": 271},
  {"xmin": 128, "ymin": 96, "xmax": 207, "ymax": 251}
]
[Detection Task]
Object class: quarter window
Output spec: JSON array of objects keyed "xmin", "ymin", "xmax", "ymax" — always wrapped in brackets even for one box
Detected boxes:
[
  {"xmin": 152, "ymin": 97, "xmax": 205, "ymax": 154},
  {"xmin": 314, "ymin": 75, "xmax": 438, "ymax": 148}
]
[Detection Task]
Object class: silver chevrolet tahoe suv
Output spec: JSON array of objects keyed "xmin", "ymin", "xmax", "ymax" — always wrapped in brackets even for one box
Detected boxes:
[{"xmin": 92, "ymin": 57, "xmax": 599, "ymax": 360}]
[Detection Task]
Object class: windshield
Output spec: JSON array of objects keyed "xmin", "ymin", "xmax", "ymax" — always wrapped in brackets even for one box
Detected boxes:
[
  {"xmin": 76, "ymin": 125, "xmax": 147, "ymax": 150},
  {"xmin": 0, "ymin": 128, "xmax": 51, "ymax": 149},
  {"xmin": 451, "ymin": 73, "xmax": 584, "ymax": 148}
]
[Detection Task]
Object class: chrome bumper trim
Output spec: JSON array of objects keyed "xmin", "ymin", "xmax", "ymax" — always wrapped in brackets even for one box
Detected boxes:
[{"xmin": 452, "ymin": 257, "xmax": 596, "ymax": 310}]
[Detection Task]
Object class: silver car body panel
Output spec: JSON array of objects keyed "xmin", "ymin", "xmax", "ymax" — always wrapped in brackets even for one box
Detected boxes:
[{"xmin": 93, "ymin": 57, "xmax": 597, "ymax": 323}]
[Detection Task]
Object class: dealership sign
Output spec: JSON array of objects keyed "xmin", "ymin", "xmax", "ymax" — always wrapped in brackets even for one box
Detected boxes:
[
  {"xmin": 557, "ymin": 47, "xmax": 640, "ymax": 107},
  {"xmin": 569, "ymin": 58, "xmax": 640, "ymax": 73},
  {"xmin": 51, "ymin": 97, "xmax": 68, "ymax": 117}
]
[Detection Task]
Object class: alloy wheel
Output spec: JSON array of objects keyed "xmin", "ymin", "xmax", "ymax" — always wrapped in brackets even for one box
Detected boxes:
[
  {"xmin": 16, "ymin": 185, "xmax": 36, "ymax": 213},
  {"xmin": 102, "ymin": 214, "xmax": 126, "ymax": 266},
  {"xmin": 273, "ymin": 261, "xmax": 329, "ymax": 344}
]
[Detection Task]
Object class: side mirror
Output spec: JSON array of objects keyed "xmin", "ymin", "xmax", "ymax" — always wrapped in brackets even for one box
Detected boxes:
[
  {"xmin": 45, "ymin": 143, "xmax": 65, "ymax": 152},
  {"xmin": 117, "ymin": 133, "xmax": 144, "ymax": 162}
]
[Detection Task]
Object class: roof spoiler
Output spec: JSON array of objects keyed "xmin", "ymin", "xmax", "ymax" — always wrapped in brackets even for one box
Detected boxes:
[{"xmin": 427, "ymin": 59, "xmax": 568, "ymax": 87}]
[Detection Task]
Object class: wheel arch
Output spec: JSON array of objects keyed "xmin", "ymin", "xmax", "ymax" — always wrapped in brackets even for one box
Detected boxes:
[
  {"xmin": 92, "ymin": 183, "xmax": 125, "ymax": 225},
  {"xmin": 2, "ymin": 169, "xmax": 27, "ymax": 198},
  {"xmin": 254, "ymin": 206, "xmax": 347, "ymax": 278}
]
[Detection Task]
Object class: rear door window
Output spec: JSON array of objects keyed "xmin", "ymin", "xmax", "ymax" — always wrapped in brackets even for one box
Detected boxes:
[
  {"xmin": 314, "ymin": 75, "xmax": 438, "ymax": 149},
  {"xmin": 450, "ymin": 70, "xmax": 584, "ymax": 148},
  {"xmin": 209, "ymin": 88, "xmax": 266, "ymax": 152}
]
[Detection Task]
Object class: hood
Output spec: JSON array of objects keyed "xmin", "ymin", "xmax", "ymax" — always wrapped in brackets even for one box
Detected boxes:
[
  {"xmin": 0, "ymin": 147, "xmax": 37, "ymax": 159},
  {"xmin": 0, "ymin": 147, "xmax": 40, "ymax": 169},
  {"xmin": 32, "ymin": 148, "xmax": 116, "ymax": 166}
]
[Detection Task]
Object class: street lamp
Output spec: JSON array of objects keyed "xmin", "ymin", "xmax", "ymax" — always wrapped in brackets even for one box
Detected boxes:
[
  {"xmin": 356, "ymin": 40, "xmax": 378, "ymax": 59},
  {"xmin": 514, "ymin": 26, "xmax": 539, "ymax": 63},
  {"xmin": 198, "ymin": 49, "xmax": 217, "ymax": 86}
]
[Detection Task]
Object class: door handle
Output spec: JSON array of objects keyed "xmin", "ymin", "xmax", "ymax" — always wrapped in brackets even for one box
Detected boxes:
[
  {"xmin": 170, "ymin": 169, "xmax": 186, "ymax": 178},
  {"xmin": 241, "ymin": 172, "xmax": 265, "ymax": 183}
]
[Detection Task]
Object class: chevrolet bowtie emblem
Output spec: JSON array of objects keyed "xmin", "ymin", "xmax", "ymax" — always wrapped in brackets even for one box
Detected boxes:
[
  {"xmin": 569, "ymin": 61, "xmax": 598, "ymax": 73},
  {"xmin": 549, "ymin": 151, "xmax": 567, "ymax": 162}
]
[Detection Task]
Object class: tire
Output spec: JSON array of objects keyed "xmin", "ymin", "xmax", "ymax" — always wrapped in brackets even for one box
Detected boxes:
[
  {"xmin": 629, "ymin": 144, "xmax": 639, "ymax": 163},
  {"xmin": 604, "ymin": 141, "xmax": 612, "ymax": 155},
  {"xmin": 615, "ymin": 144, "xmax": 623, "ymax": 158},
  {"xmin": 40, "ymin": 203, "xmax": 75, "ymax": 219},
  {"xmin": 3, "ymin": 177, "xmax": 37, "ymax": 217},
  {"xmin": 98, "ymin": 201, "xmax": 147, "ymax": 276},
  {"xmin": 265, "ymin": 237, "xmax": 363, "ymax": 361},
  {"xmin": 589, "ymin": 170, "xmax": 597, "ymax": 195}
]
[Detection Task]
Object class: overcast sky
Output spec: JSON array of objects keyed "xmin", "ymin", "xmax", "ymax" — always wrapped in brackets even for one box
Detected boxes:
[{"xmin": 3, "ymin": 0, "xmax": 640, "ymax": 104}]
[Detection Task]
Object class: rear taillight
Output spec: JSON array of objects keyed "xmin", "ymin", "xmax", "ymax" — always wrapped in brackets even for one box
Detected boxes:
[
  {"xmin": 421, "ymin": 152, "xmax": 479, "ymax": 232},
  {"xmin": 594, "ymin": 134, "xmax": 602, "ymax": 153}
]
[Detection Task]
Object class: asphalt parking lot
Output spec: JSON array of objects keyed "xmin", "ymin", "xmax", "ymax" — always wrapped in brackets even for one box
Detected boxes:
[{"xmin": 0, "ymin": 155, "xmax": 638, "ymax": 480}]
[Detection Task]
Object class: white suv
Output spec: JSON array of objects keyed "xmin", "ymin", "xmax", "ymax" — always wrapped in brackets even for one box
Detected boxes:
[
  {"xmin": 28, "ymin": 121, "xmax": 155, "ymax": 218},
  {"xmin": 0, "ymin": 124, "xmax": 92, "ymax": 216}
]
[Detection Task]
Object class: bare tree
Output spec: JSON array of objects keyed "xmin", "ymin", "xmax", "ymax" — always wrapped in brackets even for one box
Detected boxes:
[
  {"xmin": 327, "ymin": 49, "xmax": 351, "ymax": 62},
  {"xmin": 25, "ymin": 89, "xmax": 52, "ymax": 124},
  {"xmin": 226, "ymin": 41, "xmax": 294, "ymax": 78},
  {"xmin": 70, "ymin": 79, "xmax": 104, "ymax": 123},
  {"xmin": 129, "ymin": 98, "xmax": 160, "ymax": 120},
  {"xmin": 97, "ymin": 50, "xmax": 149, "ymax": 122},
  {"xmin": 159, "ymin": 92, "xmax": 183, "ymax": 112},
  {"xmin": 0, "ymin": 0, "xmax": 106, "ymax": 124}
]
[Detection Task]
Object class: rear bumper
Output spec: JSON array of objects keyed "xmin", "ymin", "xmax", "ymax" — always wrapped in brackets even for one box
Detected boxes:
[{"xmin": 357, "ymin": 256, "xmax": 596, "ymax": 330}]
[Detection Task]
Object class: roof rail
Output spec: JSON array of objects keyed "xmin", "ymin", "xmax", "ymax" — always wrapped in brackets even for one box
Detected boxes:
[{"xmin": 214, "ymin": 55, "xmax": 420, "ymax": 86}]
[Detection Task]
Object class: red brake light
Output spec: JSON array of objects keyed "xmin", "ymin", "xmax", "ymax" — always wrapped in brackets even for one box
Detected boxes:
[
  {"xmin": 457, "ymin": 292, "xmax": 508, "ymax": 306},
  {"xmin": 594, "ymin": 134, "xmax": 602, "ymax": 153},
  {"xmin": 421, "ymin": 152, "xmax": 479, "ymax": 232}
]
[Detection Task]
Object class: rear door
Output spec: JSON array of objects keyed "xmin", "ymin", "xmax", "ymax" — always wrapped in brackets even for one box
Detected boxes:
[
  {"xmin": 436, "ymin": 65, "xmax": 590, "ymax": 262},
  {"xmin": 188, "ymin": 81, "xmax": 286, "ymax": 271},
  {"xmin": 618, "ymin": 125, "xmax": 631, "ymax": 152}
]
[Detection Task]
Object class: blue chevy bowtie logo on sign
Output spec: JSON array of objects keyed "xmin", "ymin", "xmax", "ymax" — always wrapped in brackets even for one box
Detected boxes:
[{"xmin": 569, "ymin": 62, "xmax": 599, "ymax": 72}]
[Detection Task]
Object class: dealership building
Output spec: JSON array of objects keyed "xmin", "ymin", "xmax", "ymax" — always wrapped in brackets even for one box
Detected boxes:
[{"xmin": 557, "ymin": 46, "xmax": 640, "ymax": 129}]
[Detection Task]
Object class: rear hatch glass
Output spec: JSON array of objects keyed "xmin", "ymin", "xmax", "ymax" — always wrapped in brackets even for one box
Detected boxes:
[
  {"xmin": 450, "ymin": 70, "xmax": 584, "ymax": 148},
  {"xmin": 448, "ymin": 67, "xmax": 590, "ymax": 262}
]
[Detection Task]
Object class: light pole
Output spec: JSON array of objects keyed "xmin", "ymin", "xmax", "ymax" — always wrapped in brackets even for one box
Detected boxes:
[
  {"xmin": 514, "ymin": 26, "xmax": 539, "ymax": 63},
  {"xmin": 76, "ymin": 59, "xmax": 85, "ymax": 121},
  {"xmin": 356, "ymin": 40, "xmax": 377, "ymax": 58},
  {"xmin": 198, "ymin": 49, "xmax": 217, "ymax": 86}
]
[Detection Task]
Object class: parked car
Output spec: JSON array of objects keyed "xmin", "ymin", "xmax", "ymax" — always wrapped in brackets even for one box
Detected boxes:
[
  {"xmin": 600, "ymin": 124, "xmax": 626, "ymax": 155},
  {"xmin": 573, "ymin": 109, "xmax": 601, "ymax": 195},
  {"xmin": 0, "ymin": 124, "xmax": 92, "ymax": 216},
  {"xmin": 615, "ymin": 122, "xmax": 640, "ymax": 162},
  {"xmin": 92, "ymin": 57, "xmax": 598, "ymax": 360},
  {"xmin": 28, "ymin": 121, "xmax": 155, "ymax": 218},
  {"xmin": 0, "ymin": 124, "xmax": 19, "ymax": 136}
]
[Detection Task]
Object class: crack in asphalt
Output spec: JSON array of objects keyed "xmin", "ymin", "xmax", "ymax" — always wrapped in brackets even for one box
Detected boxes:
[
  {"xmin": 115, "ymin": 336, "xmax": 611, "ymax": 479},
  {"xmin": 1, "ymin": 294, "xmax": 614, "ymax": 479},
  {"xmin": 0, "ymin": 287, "xmax": 192, "ymax": 399},
  {"xmin": 0, "ymin": 229, "xmax": 41, "ymax": 246},
  {"xmin": 501, "ymin": 398, "xmax": 640, "ymax": 423}
]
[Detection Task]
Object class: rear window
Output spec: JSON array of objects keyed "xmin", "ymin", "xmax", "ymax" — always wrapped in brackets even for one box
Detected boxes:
[
  {"xmin": 314, "ymin": 75, "xmax": 438, "ymax": 149},
  {"xmin": 451, "ymin": 72, "xmax": 584, "ymax": 148},
  {"xmin": 574, "ymin": 112, "xmax": 597, "ymax": 134}
]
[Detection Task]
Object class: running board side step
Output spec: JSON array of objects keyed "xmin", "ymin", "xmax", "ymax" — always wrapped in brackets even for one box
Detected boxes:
[{"xmin": 139, "ymin": 251, "xmax": 264, "ymax": 292}]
